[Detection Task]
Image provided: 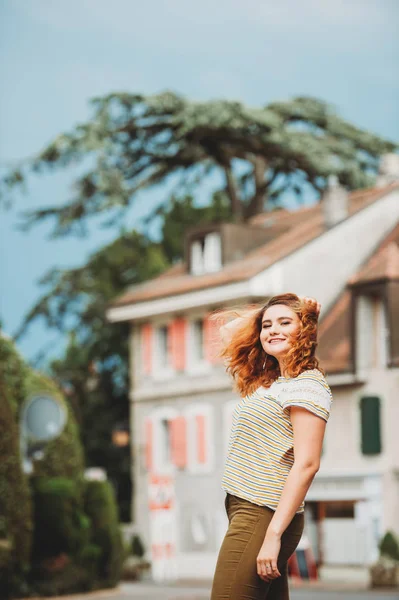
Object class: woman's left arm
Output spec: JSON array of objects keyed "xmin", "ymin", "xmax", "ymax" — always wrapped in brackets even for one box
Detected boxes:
[{"xmin": 256, "ymin": 408, "xmax": 326, "ymax": 581}]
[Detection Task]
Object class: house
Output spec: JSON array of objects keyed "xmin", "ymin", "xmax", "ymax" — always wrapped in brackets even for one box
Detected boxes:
[{"xmin": 107, "ymin": 155, "xmax": 399, "ymax": 579}]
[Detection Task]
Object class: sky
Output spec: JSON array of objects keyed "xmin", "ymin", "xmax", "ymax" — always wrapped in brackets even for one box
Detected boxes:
[{"xmin": 0, "ymin": 0, "xmax": 398, "ymax": 363}]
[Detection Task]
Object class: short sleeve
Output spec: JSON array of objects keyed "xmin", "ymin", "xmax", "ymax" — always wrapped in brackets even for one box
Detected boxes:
[{"xmin": 279, "ymin": 373, "xmax": 332, "ymax": 422}]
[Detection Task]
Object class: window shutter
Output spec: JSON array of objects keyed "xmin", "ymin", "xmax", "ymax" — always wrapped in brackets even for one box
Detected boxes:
[
  {"xmin": 145, "ymin": 417, "xmax": 154, "ymax": 471},
  {"xmin": 142, "ymin": 323, "xmax": 153, "ymax": 375},
  {"xmin": 170, "ymin": 416, "xmax": 187, "ymax": 469},
  {"xmin": 203, "ymin": 314, "xmax": 221, "ymax": 364},
  {"xmin": 196, "ymin": 414, "xmax": 207, "ymax": 464},
  {"xmin": 169, "ymin": 318, "xmax": 187, "ymax": 371},
  {"xmin": 360, "ymin": 396, "xmax": 382, "ymax": 455}
]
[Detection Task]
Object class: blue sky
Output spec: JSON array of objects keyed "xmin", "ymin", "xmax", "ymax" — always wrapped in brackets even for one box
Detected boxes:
[{"xmin": 1, "ymin": 0, "xmax": 398, "ymax": 363}]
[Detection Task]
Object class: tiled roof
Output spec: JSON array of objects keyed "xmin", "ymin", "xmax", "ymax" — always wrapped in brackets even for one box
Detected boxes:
[
  {"xmin": 111, "ymin": 183, "xmax": 399, "ymax": 308},
  {"xmin": 317, "ymin": 290, "xmax": 352, "ymax": 374},
  {"xmin": 349, "ymin": 226, "xmax": 399, "ymax": 284}
]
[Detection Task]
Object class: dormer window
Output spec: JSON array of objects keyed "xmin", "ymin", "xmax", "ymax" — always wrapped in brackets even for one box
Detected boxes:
[{"xmin": 190, "ymin": 232, "xmax": 222, "ymax": 275}]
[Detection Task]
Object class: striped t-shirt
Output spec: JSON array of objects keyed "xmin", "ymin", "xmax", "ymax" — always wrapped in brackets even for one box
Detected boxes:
[{"xmin": 221, "ymin": 369, "xmax": 332, "ymax": 513}]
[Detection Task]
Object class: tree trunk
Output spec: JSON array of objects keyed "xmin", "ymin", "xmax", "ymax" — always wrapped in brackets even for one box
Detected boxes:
[
  {"xmin": 223, "ymin": 163, "xmax": 243, "ymax": 222},
  {"xmin": 244, "ymin": 156, "xmax": 268, "ymax": 219}
]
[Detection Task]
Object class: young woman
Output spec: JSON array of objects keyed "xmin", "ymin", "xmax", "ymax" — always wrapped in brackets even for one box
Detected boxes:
[{"xmin": 210, "ymin": 293, "xmax": 332, "ymax": 600}]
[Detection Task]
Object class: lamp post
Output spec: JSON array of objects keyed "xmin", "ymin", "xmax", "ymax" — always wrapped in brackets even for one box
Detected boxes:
[{"xmin": 20, "ymin": 393, "xmax": 67, "ymax": 474}]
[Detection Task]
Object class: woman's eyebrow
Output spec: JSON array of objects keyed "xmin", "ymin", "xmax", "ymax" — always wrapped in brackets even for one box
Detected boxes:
[{"xmin": 262, "ymin": 316, "xmax": 293, "ymax": 324}]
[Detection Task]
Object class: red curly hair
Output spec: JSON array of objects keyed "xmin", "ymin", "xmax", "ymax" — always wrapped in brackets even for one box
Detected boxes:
[{"xmin": 217, "ymin": 293, "xmax": 322, "ymax": 397}]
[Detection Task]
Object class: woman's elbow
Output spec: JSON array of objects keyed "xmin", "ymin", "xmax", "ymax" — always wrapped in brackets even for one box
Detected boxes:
[{"xmin": 294, "ymin": 459, "xmax": 320, "ymax": 477}]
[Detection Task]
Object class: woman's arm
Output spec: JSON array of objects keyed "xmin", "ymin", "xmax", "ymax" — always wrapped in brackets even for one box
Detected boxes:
[
  {"xmin": 256, "ymin": 408, "xmax": 326, "ymax": 581},
  {"xmin": 219, "ymin": 308, "xmax": 259, "ymax": 344}
]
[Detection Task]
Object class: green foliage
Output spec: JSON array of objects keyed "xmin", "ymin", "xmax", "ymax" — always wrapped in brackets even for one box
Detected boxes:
[
  {"xmin": 379, "ymin": 531, "xmax": 399, "ymax": 561},
  {"xmin": 84, "ymin": 480, "xmax": 124, "ymax": 587},
  {"xmin": 25, "ymin": 371, "xmax": 85, "ymax": 481},
  {"xmin": 0, "ymin": 335, "xmax": 29, "ymax": 415},
  {"xmin": 31, "ymin": 477, "xmax": 90, "ymax": 560},
  {"xmin": 131, "ymin": 534, "xmax": 145, "ymax": 558},
  {"xmin": 0, "ymin": 336, "xmax": 33, "ymax": 598},
  {"xmin": 30, "ymin": 561, "xmax": 93, "ymax": 597},
  {"xmin": 2, "ymin": 92, "xmax": 396, "ymax": 234}
]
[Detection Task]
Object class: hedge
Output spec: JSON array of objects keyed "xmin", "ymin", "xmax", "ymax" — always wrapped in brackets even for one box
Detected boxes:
[
  {"xmin": 84, "ymin": 480, "xmax": 124, "ymax": 587},
  {"xmin": 0, "ymin": 336, "xmax": 33, "ymax": 598}
]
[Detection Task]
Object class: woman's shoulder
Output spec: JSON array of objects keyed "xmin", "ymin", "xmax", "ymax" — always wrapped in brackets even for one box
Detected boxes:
[{"xmin": 290, "ymin": 369, "xmax": 332, "ymax": 396}]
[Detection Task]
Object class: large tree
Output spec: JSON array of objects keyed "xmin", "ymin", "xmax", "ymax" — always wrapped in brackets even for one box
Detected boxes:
[
  {"xmin": 15, "ymin": 193, "xmax": 232, "ymax": 519},
  {"xmin": 2, "ymin": 93, "xmax": 396, "ymax": 235}
]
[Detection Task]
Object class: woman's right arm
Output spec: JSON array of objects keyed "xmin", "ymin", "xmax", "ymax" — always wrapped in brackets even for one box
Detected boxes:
[
  {"xmin": 219, "ymin": 317, "xmax": 245, "ymax": 344},
  {"xmin": 219, "ymin": 308, "xmax": 259, "ymax": 344}
]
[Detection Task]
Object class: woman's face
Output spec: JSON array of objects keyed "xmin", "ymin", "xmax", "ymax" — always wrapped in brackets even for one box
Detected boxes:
[{"xmin": 260, "ymin": 304, "xmax": 301, "ymax": 359}]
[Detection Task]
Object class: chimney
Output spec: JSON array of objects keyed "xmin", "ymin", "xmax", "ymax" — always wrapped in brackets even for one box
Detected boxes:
[
  {"xmin": 376, "ymin": 153, "xmax": 399, "ymax": 187},
  {"xmin": 322, "ymin": 175, "xmax": 349, "ymax": 228}
]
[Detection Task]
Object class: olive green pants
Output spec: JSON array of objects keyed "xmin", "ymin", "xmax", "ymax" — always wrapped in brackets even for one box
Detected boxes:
[{"xmin": 211, "ymin": 493, "xmax": 304, "ymax": 600}]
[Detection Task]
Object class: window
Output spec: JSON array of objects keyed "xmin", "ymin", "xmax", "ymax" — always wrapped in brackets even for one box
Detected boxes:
[
  {"xmin": 185, "ymin": 404, "xmax": 214, "ymax": 474},
  {"xmin": 192, "ymin": 319, "xmax": 204, "ymax": 361},
  {"xmin": 157, "ymin": 325, "xmax": 169, "ymax": 365},
  {"xmin": 356, "ymin": 295, "xmax": 388, "ymax": 372},
  {"xmin": 153, "ymin": 323, "xmax": 173, "ymax": 378},
  {"xmin": 190, "ymin": 232, "xmax": 222, "ymax": 275},
  {"xmin": 159, "ymin": 418, "xmax": 172, "ymax": 466},
  {"xmin": 145, "ymin": 408, "xmax": 185, "ymax": 474},
  {"xmin": 360, "ymin": 396, "xmax": 382, "ymax": 455}
]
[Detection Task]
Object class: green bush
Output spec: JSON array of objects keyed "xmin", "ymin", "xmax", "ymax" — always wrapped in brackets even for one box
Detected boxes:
[
  {"xmin": 84, "ymin": 480, "xmax": 124, "ymax": 587},
  {"xmin": 30, "ymin": 561, "xmax": 93, "ymax": 597},
  {"xmin": 31, "ymin": 477, "xmax": 91, "ymax": 561},
  {"xmin": 379, "ymin": 531, "xmax": 399, "ymax": 561},
  {"xmin": 0, "ymin": 335, "xmax": 29, "ymax": 415},
  {"xmin": 131, "ymin": 534, "xmax": 145, "ymax": 558},
  {"xmin": 0, "ymin": 336, "xmax": 33, "ymax": 599}
]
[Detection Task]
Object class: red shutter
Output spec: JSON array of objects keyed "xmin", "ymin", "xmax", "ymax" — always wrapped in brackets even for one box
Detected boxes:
[
  {"xmin": 196, "ymin": 414, "xmax": 207, "ymax": 464},
  {"xmin": 145, "ymin": 417, "xmax": 153, "ymax": 472},
  {"xmin": 170, "ymin": 416, "xmax": 187, "ymax": 468},
  {"xmin": 169, "ymin": 318, "xmax": 186, "ymax": 371},
  {"xmin": 142, "ymin": 323, "xmax": 153, "ymax": 375},
  {"xmin": 203, "ymin": 314, "xmax": 222, "ymax": 364}
]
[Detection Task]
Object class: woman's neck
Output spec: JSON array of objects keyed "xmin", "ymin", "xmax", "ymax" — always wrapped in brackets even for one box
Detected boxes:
[{"xmin": 278, "ymin": 359, "xmax": 287, "ymax": 378}]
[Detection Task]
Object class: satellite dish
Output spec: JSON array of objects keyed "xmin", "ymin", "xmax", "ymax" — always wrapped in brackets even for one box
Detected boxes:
[{"xmin": 21, "ymin": 393, "xmax": 66, "ymax": 442}]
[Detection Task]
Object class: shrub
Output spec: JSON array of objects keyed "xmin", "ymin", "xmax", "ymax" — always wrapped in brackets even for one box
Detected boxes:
[
  {"xmin": 30, "ymin": 561, "xmax": 93, "ymax": 597},
  {"xmin": 0, "ymin": 336, "xmax": 33, "ymax": 598},
  {"xmin": 84, "ymin": 480, "xmax": 124, "ymax": 587},
  {"xmin": 380, "ymin": 531, "xmax": 399, "ymax": 561},
  {"xmin": 31, "ymin": 477, "xmax": 91, "ymax": 561},
  {"xmin": 131, "ymin": 534, "xmax": 145, "ymax": 558}
]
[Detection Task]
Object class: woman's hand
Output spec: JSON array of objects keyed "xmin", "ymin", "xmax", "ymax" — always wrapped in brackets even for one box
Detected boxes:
[
  {"xmin": 256, "ymin": 531, "xmax": 282, "ymax": 582},
  {"xmin": 301, "ymin": 296, "xmax": 321, "ymax": 317}
]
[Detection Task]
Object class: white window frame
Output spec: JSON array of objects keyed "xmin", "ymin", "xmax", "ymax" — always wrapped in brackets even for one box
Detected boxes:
[
  {"xmin": 190, "ymin": 232, "xmax": 222, "ymax": 275},
  {"xmin": 356, "ymin": 294, "xmax": 389, "ymax": 376},
  {"xmin": 149, "ymin": 407, "xmax": 179, "ymax": 475},
  {"xmin": 203, "ymin": 232, "xmax": 222, "ymax": 273},
  {"xmin": 184, "ymin": 403, "xmax": 214, "ymax": 475},
  {"xmin": 152, "ymin": 320, "xmax": 175, "ymax": 381},
  {"xmin": 186, "ymin": 315, "xmax": 211, "ymax": 375}
]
